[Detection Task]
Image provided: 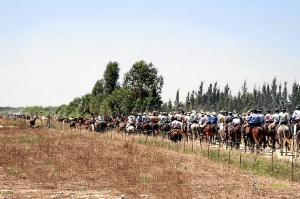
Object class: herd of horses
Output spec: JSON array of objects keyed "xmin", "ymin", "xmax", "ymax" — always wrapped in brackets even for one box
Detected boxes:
[
  {"xmin": 46, "ymin": 115, "xmax": 300, "ymax": 156},
  {"xmin": 3, "ymin": 113, "xmax": 297, "ymax": 156}
]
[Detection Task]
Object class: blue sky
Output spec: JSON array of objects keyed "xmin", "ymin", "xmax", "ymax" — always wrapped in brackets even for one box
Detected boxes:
[{"xmin": 1, "ymin": 0, "xmax": 300, "ymax": 107}]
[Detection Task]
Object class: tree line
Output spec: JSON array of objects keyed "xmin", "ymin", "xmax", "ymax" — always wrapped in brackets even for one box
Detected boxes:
[
  {"xmin": 178, "ymin": 78, "xmax": 300, "ymax": 114},
  {"xmin": 54, "ymin": 60, "xmax": 163, "ymax": 118},
  {"xmin": 3, "ymin": 61, "xmax": 300, "ymax": 117}
]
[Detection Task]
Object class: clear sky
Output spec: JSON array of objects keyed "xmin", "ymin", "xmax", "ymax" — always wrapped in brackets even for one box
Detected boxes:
[{"xmin": 1, "ymin": 0, "xmax": 300, "ymax": 107}]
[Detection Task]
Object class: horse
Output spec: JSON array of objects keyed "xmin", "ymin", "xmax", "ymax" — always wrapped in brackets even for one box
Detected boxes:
[
  {"xmin": 243, "ymin": 125, "xmax": 264, "ymax": 152},
  {"xmin": 170, "ymin": 128, "xmax": 182, "ymax": 142},
  {"xmin": 224, "ymin": 124, "xmax": 233, "ymax": 149},
  {"xmin": 293, "ymin": 121, "xmax": 300, "ymax": 155},
  {"xmin": 204, "ymin": 123, "xmax": 214, "ymax": 144},
  {"xmin": 218, "ymin": 123, "xmax": 227, "ymax": 146},
  {"xmin": 94, "ymin": 121, "xmax": 107, "ymax": 132},
  {"xmin": 263, "ymin": 122, "xmax": 275, "ymax": 150},
  {"xmin": 277, "ymin": 124, "xmax": 291, "ymax": 156},
  {"xmin": 77, "ymin": 117, "xmax": 92, "ymax": 131},
  {"xmin": 160, "ymin": 122, "xmax": 171, "ymax": 138},
  {"xmin": 232, "ymin": 124, "xmax": 242, "ymax": 149},
  {"xmin": 143, "ymin": 122, "xmax": 153, "ymax": 135},
  {"xmin": 181, "ymin": 120, "xmax": 190, "ymax": 140},
  {"xmin": 151, "ymin": 122, "xmax": 160, "ymax": 136},
  {"xmin": 126, "ymin": 124, "xmax": 135, "ymax": 134},
  {"xmin": 29, "ymin": 117, "xmax": 37, "ymax": 127},
  {"xmin": 190, "ymin": 123, "xmax": 200, "ymax": 141},
  {"xmin": 135, "ymin": 121, "xmax": 144, "ymax": 134}
]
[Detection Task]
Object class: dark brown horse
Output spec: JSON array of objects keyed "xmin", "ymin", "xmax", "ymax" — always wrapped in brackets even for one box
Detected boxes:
[
  {"xmin": 143, "ymin": 122, "xmax": 152, "ymax": 135},
  {"xmin": 170, "ymin": 128, "xmax": 182, "ymax": 142},
  {"xmin": 232, "ymin": 125, "xmax": 242, "ymax": 149},
  {"xmin": 160, "ymin": 122, "xmax": 171, "ymax": 138},
  {"xmin": 29, "ymin": 117, "xmax": 37, "ymax": 127},
  {"xmin": 151, "ymin": 122, "xmax": 160, "ymax": 136}
]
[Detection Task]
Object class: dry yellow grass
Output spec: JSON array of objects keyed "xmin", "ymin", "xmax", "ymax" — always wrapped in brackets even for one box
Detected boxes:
[{"xmin": 1, "ymin": 119, "xmax": 300, "ymax": 198}]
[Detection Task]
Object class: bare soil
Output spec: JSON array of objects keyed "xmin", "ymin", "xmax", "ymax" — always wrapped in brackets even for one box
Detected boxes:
[{"xmin": 0, "ymin": 121, "xmax": 300, "ymax": 198}]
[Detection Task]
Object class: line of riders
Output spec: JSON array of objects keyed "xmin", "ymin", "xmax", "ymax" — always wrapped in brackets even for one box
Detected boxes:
[
  {"xmin": 47, "ymin": 105, "xmax": 300, "ymax": 155},
  {"xmin": 3, "ymin": 104, "xmax": 300, "ymax": 155},
  {"xmin": 110, "ymin": 105, "xmax": 300, "ymax": 154}
]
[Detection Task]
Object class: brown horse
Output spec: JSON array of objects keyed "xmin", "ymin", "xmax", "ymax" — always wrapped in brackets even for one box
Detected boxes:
[
  {"xmin": 151, "ymin": 122, "xmax": 160, "ymax": 136},
  {"xmin": 232, "ymin": 125, "xmax": 242, "ymax": 149},
  {"xmin": 204, "ymin": 123, "xmax": 214, "ymax": 144},
  {"xmin": 170, "ymin": 128, "xmax": 182, "ymax": 142},
  {"xmin": 244, "ymin": 126, "xmax": 265, "ymax": 152},
  {"xmin": 143, "ymin": 122, "xmax": 152, "ymax": 135},
  {"xmin": 263, "ymin": 122, "xmax": 275, "ymax": 150},
  {"xmin": 160, "ymin": 122, "xmax": 171, "ymax": 138}
]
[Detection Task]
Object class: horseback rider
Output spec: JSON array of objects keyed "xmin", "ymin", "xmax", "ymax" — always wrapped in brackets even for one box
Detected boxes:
[
  {"xmin": 158, "ymin": 112, "xmax": 168, "ymax": 124},
  {"xmin": 136, "ymin": 112, "xmax": 143, "ymax": 123},
  {"xmin": 257, "ymin": 109, "xmax": 265, "ymax": 125},
  {"xmin": 135, "ymin": 112, "xmax": 143, "ymax": 130},
  {"xmin": 264, "ymin": 110, "xmax": 273, "ymax": 124},
  {"xmin": 232, "ymin": 114, "xmax": 241, "ymax": 126},
  {"xmin": 246, "ymin": 109, "xmax": 262, "ymax": 135},
  {"xmin": 217, "ymin": 110, "xmax": 226, "ymax": 125},
  {"xmin": 142, "ymin": 112, "xmax": 150, "ymax": 123},
  {"xmin": 170, "ymin": 115, "xmax": 182, "ymax": 132},
  {"xmin": 292, "ymin": 105, "xmax": 300, "ymax": 136},
  {"xmin": 211, "ymin": 112, "xmax": 218, "ymax": 132},
  {"xmin": 205, "ymin": 112, "xmax": 213, "ymax": 125},
  {"xmin": 126, "ymin": 115, "xmax": 136, "ymax": 128},
  {"xmin": 278, "ymin": 107, "xmax": 290, "ymax": 137},
  {"xmin": 150, "ymin": 111, "xmax": 159, "ymax": 123},
  {"xmin": 279, "ymin": 108, "xmax": 289, "ymax": 124},
  {"xmin": 225, "ymin": 111, "xmax": 234, "ymax": 133},
  {"xmin": 188, "ymin": 110, "xmax": 198, "ymax": 131},
  {"xmin": 268, "ymin": 109, "xmax": 280, "ymax": 134}
]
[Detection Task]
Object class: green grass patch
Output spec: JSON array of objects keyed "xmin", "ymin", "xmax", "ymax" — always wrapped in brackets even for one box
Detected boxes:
[
  {"xmin": 7, "ymin": 168, "xmax": 21, "ymax": 176},
  {"xmin": 133, "ymin": 135, "xmax": 300, "ymax": 182},
  {"xmin": 44, "ymin": 159, "xmax": 54, "ymax": 166},
  {"xmin": 0, "ymin": 190, "xmax": 13, "ymax": 196},
  {"xmin": 19, "ymin": 135, "xmax": 42, "ymax": 144},
  {"xmin": 139, "ymin": 173, "xmax": 154, "ymax": 183}
]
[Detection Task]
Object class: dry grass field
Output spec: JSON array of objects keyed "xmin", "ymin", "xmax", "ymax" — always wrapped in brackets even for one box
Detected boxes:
[{"xmin": 1, "ymin": 119, "xmax": 300, "ymax": 198}]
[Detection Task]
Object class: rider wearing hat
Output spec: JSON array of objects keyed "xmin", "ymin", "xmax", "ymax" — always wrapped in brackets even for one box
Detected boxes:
[
  {"xmin": 217, "ymin": 110, "xmax": 226, "ymax": 125},
  {"xmin": 232, "ymin": 114, "xmax": 241, "ymax": 126},
  {"xmin": 264, "ymin": 110, "xmax": 273, "ymax": 124},
  {"xmin": 292, "ymin": 105, "xmax": 300, "ymax": 136},
  {"xmin": 246, "ymin": 109, "xmax": 261, "ymax": 134},
  {"xmin": 279, "ymin": 107, "xmax": 289, "ymax": 125},
  {"xmin": 225, "ymin": 112, "xmax": 233, "ymax": 125}
]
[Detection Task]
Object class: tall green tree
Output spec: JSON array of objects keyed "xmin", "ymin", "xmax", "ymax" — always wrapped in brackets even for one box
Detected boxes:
[
  {"xmin": 185, "ymin": 92, "xmax": 190, "ymax": 111},
  {"xmin": 103, "ymin": 61, "xmax": 120, "ymax": 94},
  {"xmin": 174, "ymin": 89, "xmax": 180, "ymax": 109},
  {"xmin": 123, "ymin": 60, "xmax": 164, "ymax": 112}
]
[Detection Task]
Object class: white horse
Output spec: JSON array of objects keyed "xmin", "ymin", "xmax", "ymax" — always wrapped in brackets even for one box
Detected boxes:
[
  {"xmin": 277, "ymin": 124, "xmax": 291, "ymax": 156},
  {"xmin": 190, "ymin": 123, "xmax": 200, "ymax": 141}
]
